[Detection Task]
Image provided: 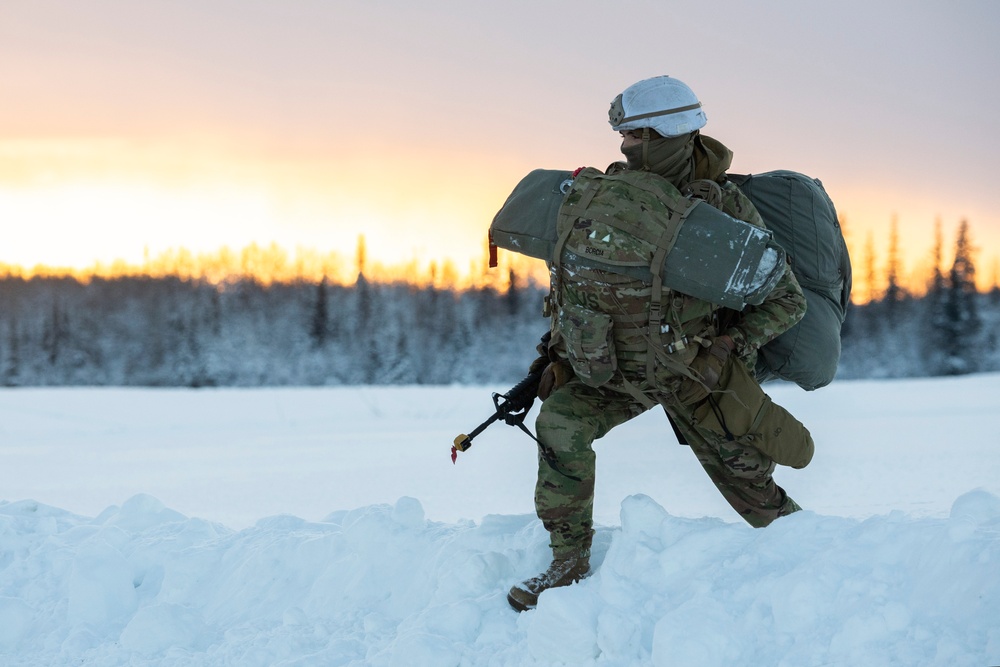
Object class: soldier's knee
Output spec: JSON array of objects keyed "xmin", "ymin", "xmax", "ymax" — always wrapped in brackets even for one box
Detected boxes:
[{"xmin": 536, "ymin": 395, "xmax": 599, "ymax": 456}]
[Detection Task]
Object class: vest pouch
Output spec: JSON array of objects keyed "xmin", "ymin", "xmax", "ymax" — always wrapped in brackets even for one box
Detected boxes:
[
  {"xmin": 557, "ymin": 301, "xmax": 617, "ymax": 388},
  {"xmin": 693, "ymin": 360, "xmax": 814, "ymax": 469}
]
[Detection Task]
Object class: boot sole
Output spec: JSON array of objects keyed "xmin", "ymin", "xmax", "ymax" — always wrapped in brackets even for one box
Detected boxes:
[{"xmin": 507, "ymin": 591, "xmax": 534, "ymax": 613}]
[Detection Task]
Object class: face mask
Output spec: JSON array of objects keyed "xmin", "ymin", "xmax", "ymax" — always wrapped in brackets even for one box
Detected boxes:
[
  {"xmin": 620, "ymin": 132, "xmax": 695, "ymax": 185},
  {"xmin": 621, "ymin": 142, "xmax": 646, "ymax": 170}
]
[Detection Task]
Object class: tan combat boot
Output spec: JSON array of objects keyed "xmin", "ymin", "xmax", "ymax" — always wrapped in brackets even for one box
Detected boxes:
[{"xmin": 507, "ymin": 554, "xmax": 591, "ymax": 612}]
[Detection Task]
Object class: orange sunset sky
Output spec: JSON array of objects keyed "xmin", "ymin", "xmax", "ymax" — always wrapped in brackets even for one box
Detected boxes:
[{"xmin": 2, "ymin": 1, "xmax": 999, "ymax": 296}]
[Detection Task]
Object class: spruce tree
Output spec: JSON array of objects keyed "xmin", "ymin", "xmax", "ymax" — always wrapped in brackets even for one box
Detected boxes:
[
  {"xmin": 939, "ymin": 220, "xmax": 981, "ymax": 374},
  {"xmin": 861, "ymin": 231, "xmax": 881, "ymax": 341},
  {"xmin": 921, "ymin": 220, "xmax": 950, "ymax": 374},
  {"xmin": 883, "ymin": 216, "xmax": 908, "ymax": 323},
  {"xmin": 506, "ymin": 268, "xmax": 524, "ymax": 316},
  {"xmin": 309, "ymin": 277, "xmax": 329, "ymax": 347},
  {"xmin": 990, "ymin": 259, "xmax": 1000, "ymax": 306},
  {"xmin": 2, "ymin": 318, "xmax": 20, "ymax": 387}
]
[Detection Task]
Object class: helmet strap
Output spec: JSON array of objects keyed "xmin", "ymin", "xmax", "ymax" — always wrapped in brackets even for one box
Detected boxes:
[{"xmin": 641, "ymin": 128, "xmax": 650, "ymax": 170}]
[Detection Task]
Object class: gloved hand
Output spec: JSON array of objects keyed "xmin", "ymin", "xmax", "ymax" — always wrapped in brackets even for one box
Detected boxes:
[
  {"xmin": 537, "ymin": 361, "xmax": 573, "ymax": 401},
  {"xmin": 675, "ymin": 335, "xmax": 735, "ymax": 405},
  {"xmin": 528, "ymin": 353, "xmax": 549, "ymax": 376},
  {"xmin": 525, "ymin": 331, "xmax": 573, "ymax": 401},
  {"xmin": 528, "ymin": 331, "xmax": 553, "ymax": 375}
]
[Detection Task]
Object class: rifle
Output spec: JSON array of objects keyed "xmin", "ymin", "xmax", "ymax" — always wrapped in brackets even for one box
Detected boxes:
[{"xmin": 451, "ymin": 365, "xmax": 544, "ymax": 463}]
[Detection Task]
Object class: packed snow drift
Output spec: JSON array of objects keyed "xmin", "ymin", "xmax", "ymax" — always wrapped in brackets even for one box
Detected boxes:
[{"xmin": 1, "ymin": 374, "xmax": 999, "ymax": 665}]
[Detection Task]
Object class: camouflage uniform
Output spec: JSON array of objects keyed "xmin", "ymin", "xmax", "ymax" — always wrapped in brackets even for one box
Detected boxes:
[{"xmin": 536, "ymin": 138, "xmax": 807, "ymax": 559}]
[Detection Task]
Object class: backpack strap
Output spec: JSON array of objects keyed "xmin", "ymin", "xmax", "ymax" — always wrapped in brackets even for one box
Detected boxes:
[
  {"xmin": 551, "ymin": 170, "xmax": 602, "ymax": 309},
  {"xmin": 547, "ymin": 171, "xmax": 603, "ymax": 356}
]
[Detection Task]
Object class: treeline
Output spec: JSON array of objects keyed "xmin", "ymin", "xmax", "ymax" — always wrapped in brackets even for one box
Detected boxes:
[
  {"xmin": 1, "ymin": 219, "xmax": 998, "ymax": 387},
  {"xmin": 0, "ymin": 272, "xmax": 548, "ymax": 387},
  {"xmin": 1, "ymin": 269, "xmax": 998, "ymax": 388},
  {"xmin": 838, "ymin": 219, "xmax": 1000, "ymax": 378}
]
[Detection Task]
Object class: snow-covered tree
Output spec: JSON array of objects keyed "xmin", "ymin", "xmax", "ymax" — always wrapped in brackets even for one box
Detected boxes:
[{"xmin": 940, "ymin": 220, "xmax": 982, "ymax": 374}]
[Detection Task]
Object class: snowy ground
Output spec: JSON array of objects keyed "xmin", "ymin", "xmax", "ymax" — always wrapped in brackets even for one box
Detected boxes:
[{"xmin": 1, "ymin": 375, "xmax": 998, "ymax": 666}]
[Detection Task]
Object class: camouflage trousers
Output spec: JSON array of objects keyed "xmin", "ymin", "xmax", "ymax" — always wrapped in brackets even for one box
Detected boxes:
[{"xmin": 534, "ymin": 375, "xmax": 801, "ymax": 558}]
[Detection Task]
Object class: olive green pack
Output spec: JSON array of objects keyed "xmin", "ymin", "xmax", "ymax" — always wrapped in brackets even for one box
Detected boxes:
[
  {"xmin": 729, "ymin": 171, "xmax": 852, "ymax": 390},
  {"xmin": 693, "ymin": 359, "xmax": 814, "ymax": 469}
]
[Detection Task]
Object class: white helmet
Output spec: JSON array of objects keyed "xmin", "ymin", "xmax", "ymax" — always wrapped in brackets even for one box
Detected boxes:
[{"xmin": 608, "ymin": 75, "xmax": 707, "ymax": 137}]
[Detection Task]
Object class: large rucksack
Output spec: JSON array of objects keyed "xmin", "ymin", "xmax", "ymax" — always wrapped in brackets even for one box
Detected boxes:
[
  {"xmin": 490, "ymin": 167, "xmax": 789, "ymax": 401},
  {"xmin": 489, "ymin": 166, "xmax": 850, "ymax": 392},
  {"xmin": 729, "ymin": 171, "xmax": 852, "ymax": 390}
]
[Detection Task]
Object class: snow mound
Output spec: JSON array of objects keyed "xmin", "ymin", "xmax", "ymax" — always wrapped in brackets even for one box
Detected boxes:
[{"xmin": 1, "ymin": 491, "xmax": 998, "ymax": 666}]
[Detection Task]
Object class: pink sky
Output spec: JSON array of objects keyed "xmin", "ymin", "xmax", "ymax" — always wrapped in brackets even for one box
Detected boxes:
[{"xmin": 2, "ymin": 0, "xmax": 998, "ymax": 292}]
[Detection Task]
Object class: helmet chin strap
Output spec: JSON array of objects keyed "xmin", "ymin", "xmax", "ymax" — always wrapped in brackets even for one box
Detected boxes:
[{"xmin": 641, "ymin": 128, "xmax": 650, "ymax": 170}]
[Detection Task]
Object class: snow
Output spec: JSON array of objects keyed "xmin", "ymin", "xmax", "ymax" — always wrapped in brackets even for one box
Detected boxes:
[{"xmin": 1, "ymin": 375, "xmax": 999, "ymax": 666}]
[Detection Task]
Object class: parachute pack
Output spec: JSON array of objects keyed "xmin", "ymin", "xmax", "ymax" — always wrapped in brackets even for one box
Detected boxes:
[
  {"xmin": 728, "ymin": 171, "xmax": 852, "ymax": 390},
  {"xmin": 489, "ymin": 166, "xmax": 851, "ymax": 391}
]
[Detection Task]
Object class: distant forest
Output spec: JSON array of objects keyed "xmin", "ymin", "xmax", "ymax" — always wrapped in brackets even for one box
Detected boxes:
[{"xmin": 2, "ymin": 221, "xmax": 998, "ymax": 387}]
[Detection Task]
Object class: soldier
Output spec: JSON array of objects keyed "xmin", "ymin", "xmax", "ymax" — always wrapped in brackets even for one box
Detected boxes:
[{"xmin": 508, "ymin": 75, "xmax": 810, "ymax": 612}]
